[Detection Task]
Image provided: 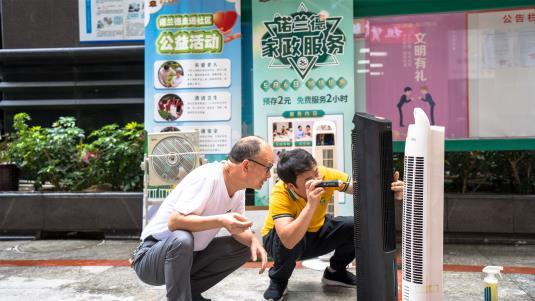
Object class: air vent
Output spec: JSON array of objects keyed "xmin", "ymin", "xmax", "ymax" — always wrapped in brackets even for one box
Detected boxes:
[
  {"xmin": 352, "ymin": 112, "xmax": 397, "ymax": 301},
  {"xmin": 401, "ymin": 108, "xmax": 445, "ymax": 301}
]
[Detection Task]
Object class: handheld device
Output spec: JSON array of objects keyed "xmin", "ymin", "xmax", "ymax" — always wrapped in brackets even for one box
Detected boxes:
[{"xmin": 316, "ymin": 180, "xmax": 347, "ymax": 187}]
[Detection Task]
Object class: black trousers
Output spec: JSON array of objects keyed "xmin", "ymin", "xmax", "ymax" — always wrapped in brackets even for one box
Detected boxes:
[
  {"xmin": 263, "ymin": 215, "xmax": 355, "ymax": 284},
  {"xmin": 397, "ymin": 104, "xmax": 404, "ymax": 126},
  {"xmin": 429, "ymin": 103, "xmax": 436, "ymax": 125}
]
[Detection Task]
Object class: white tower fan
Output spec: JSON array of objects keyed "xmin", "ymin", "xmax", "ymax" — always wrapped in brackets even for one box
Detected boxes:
[{"xmin": 402, "ymin": 108, "xmax": 445, "ymax": 301}]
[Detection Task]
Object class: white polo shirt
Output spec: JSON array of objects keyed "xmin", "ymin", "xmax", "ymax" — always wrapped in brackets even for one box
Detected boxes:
[{"xmin": 140, "ymin": 161, "xmax": 245, "ymax": 251}]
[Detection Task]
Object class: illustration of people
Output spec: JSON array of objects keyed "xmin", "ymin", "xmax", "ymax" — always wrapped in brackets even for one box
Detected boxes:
[
  {"xmin": 172, "ymin": 66, "xmax": 184, "ymax": 87},
  {"xmin": 397, "ymin": 86, "xmax": 413, "ymax": 127},
  {"xmin": 158, "ymin": 95, "xmax": 184, "ymax": 121},
  {"xmin": 273, "ymin": 124, "xmax": 294, "ymax": 142},
  {"xmin": 170, "ymin": 99, "xmax": 177, "ymax": 117},
  {"xmin": 305, "ymin": 125, "xmax": 312, "ymax": 137},
  {"xmin": 273, "ymin": 129, "xmax": 278, "ymax": 140},
  {"xmin": 317, "ymin": 134, "xmax": 326, "ymax": 146},
  {"xmin": 176, "ymin": 97, "xmax": 184, "ymax": 116},
  {"xmin": 278, "ymin": 126, "xmax": 289, "ymax": 140},
  {"xmin": 295, "ymin": 125, "xmax": 305, "ymax": 140},
  {"xmin": 316, "ymin": 134, "xmax": 334, "ymax": 146},
  {"xmin": 165, "ymin": 98, "xmax": 172, "ymax": 112},
  {"xmin": 158, "ymin": 64, "xmax": 176, "ymax": 88},
  {"xmin": 419, "ymin": 85, "xmax": 436, "ymax": 125}
]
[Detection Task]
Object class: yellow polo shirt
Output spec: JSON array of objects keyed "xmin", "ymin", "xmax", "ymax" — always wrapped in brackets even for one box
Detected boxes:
[{"xmin": 261, "ymin": 166, "xmax": 350, "ymax": 237}]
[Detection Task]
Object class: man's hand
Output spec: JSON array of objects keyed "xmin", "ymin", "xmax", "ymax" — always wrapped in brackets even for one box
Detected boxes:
[
  {"xmin": 305, "ymin": 179, "xmax": 325, "ymax": 207},
  {"xmin": 391, "ymin": 171, "xmax": 404, "ymax": 201},
  {"xmin": 250, "ymin": 239, "xmax": 268, "ymax": 274},
  {"xmin": 220, "ymin": 213, "xmax": 253, "ymax": 235}
]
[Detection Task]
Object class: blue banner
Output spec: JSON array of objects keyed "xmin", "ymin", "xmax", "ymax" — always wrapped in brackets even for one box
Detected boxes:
[{"xmin": 144, "ymin": 0, "xmax": 242, "ymax": 161}]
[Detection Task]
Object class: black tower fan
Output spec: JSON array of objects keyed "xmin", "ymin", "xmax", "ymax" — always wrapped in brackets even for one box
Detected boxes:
[{"xmin": 352, "ymin": 112, "xmax": 397, "ymax": 300}]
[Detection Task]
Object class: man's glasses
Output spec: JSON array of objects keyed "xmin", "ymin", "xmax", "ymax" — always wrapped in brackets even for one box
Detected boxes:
[{"xmin": 247, "ymin": 158, "xmax": 273, "ymax": 174}]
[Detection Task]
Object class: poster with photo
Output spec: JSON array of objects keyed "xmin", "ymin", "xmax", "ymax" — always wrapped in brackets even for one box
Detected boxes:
[
  {"xmin": 252, "ymin": 0, "xmax": 355, "ymax": 212},
  {"xmin": 79, "ymin": 0, "xmax": 144, "ymax": 42},
  {"xmin": 268, "ymin": 115, "xmax": 345, "ymax": 215},
  {"xmin": 153, "ymin": 92, "xmax": 231, "ymax": 122},
  {"xmin": 360, "ymin": 13, "xmax": 468, "ymax": 140},
  {"xmin": 144, "ymin": 0, "xmax": 241, "ymax": 161}
]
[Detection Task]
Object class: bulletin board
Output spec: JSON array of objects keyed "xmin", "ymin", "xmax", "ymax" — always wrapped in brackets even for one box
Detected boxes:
[
  {"xmin": 468, "ymin": 8, "xmax": 535, "ymax": 138},
  {"xmin": 354, "ymin": 7, "xmax": 535, "ymax": 152}
]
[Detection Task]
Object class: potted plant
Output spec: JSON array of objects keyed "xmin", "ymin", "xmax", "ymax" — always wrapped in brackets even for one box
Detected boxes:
[
  {"xmin": 0, "ymin": 113, "xmax": 144, "ymax": 237},
  {"xmin": 81, "ymin": 122, "xmax": 144, "ymax": 192},
  {"xmin": 0, "ymin": 134, "xmax": 20, "ymax": 191}
]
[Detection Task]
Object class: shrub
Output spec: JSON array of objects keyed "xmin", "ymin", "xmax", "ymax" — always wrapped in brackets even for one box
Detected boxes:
[
  {"xmin": 7, "ymin": 113, "xmax": 144, "ymax": 191},
  {"xmin": 81, "ymin": 122, "xmax": 144, "ymax": 191},
  {"xmin": 395, "ymin": 150, "xmax": 535, "ymax": 194},
  {"xmin": 9, "ymin": 113, "xmax": 85, "ymax": 190}
]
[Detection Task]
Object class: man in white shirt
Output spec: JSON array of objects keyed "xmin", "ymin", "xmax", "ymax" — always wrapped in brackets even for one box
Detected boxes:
[{"xmin": 132, "ymin": 136, "xmax": 273, "ymax": 301}]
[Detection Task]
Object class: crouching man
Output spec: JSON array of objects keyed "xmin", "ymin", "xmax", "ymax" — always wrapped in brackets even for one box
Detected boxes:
[
  {"xmin": 132, "ymin": 137, "xmax": 273, "ymax": 301},
  {"xmin": 261, "ymin": 149, "xmax": 404, "ymax": 301}
]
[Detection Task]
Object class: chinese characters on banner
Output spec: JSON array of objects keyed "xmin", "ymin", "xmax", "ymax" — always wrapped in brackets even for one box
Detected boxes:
[
  {"xmin": 414, "ymin": 32, "xmax": 427, "ymax": 82},
  {"xmin": 253, "ymin": 0, "xmax": 355, "ymax": 212},
  {"xmin": 361, "ymin": 13, "xmax": 468, "ymax": 140},
  {"xmin": 144, "ymin": 0, "xmax": 242, "ymax": 161}
]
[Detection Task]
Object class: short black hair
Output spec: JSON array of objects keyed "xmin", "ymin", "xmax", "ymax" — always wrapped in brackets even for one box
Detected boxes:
[
  {"xmin": 404, "ymin": 86, "xmax": 412, "ymax": 92},
  {"xmin": 277, "ymin": 149, "xmax": 316, "ymax": 185},
  {"xmin": 228, "ymin": 137, "xmax": 263, "ymax": 163}
]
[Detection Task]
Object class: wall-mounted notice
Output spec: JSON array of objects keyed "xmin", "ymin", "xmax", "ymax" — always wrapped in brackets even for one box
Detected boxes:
[
  {"xmin": 468, "ymin": 8, "xmax": 535, "ymax": 138},
  {"xmin": 79, "ymin": 0, "xmax": 145, "ymax": 42}
]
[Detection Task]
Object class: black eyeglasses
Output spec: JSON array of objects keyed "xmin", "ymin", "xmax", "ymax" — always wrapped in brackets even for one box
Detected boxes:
[{"xmin": 247, "ymin": 158, "xmax": 273, "ymax": 173}]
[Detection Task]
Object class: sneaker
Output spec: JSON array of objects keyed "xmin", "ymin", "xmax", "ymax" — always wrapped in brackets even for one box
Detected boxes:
[
  {"xmin": 192, "ymin": 294, "xmax": 211, "ymax": 301},
  {"xmin": 263, "ymin": 280, "xmax": 289, "ymax": 301},
  {"xmin": 321, "ymin": 267, "xmax": 357, "ymax": 288}
]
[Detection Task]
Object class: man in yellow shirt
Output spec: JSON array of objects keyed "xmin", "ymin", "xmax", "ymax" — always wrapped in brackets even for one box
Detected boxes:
[{"xmin": 261, "ymin": 149, "xmax": 404, "ymax": 301}]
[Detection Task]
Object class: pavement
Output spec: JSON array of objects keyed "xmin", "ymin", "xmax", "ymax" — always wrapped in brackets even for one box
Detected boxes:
[{"xmin": 0, "ymin": 239, "xmax": 534, "ymax": 301}]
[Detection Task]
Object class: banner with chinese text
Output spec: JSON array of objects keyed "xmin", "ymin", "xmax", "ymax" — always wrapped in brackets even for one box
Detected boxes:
[
  {"xmin": 252, "ymin": 0, "xmax": 355, "ymax": 213},
  {"xmin": 144, "ymin": 0, "xmax": 242, "ymax": 161},
  {"xmin": 360, "ymin": 13, "xmax": 468, "ymax": 140}
]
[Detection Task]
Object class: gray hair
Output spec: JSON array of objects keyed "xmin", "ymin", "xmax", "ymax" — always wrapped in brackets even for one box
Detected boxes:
[{"xmin": 228, "ymin": 136, "xmax": 264, "ymax": 163}]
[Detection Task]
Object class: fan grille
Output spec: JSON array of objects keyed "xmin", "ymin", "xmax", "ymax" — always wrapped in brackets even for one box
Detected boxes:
[
  {"xmin": 151, "ymin": 136, "xmax": 198, "ymax": 183},
  {"xmin": 402, "ymin": 155, "xmax": 425, "ymax": 285}
]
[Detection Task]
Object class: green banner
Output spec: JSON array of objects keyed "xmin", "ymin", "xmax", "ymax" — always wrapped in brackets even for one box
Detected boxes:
[{"xmin": 252, "ymin": 0, "xmax": 355, "ymax": 215}]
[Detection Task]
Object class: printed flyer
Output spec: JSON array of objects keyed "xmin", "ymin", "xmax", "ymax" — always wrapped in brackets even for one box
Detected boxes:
[{"xmin": 79, "ymin": 0, "xmax": 145, "ymax": 42}]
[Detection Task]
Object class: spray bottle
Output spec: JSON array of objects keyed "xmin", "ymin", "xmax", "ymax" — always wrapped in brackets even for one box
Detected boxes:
[{"xmin": 483, "ymin": 266, "xmax": 503, "ymax": 301}]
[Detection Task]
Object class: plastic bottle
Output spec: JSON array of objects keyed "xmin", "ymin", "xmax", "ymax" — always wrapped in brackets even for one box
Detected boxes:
[{"xmin": 483, "ymin": 266, "xmax": 503, "ymax": 301}]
